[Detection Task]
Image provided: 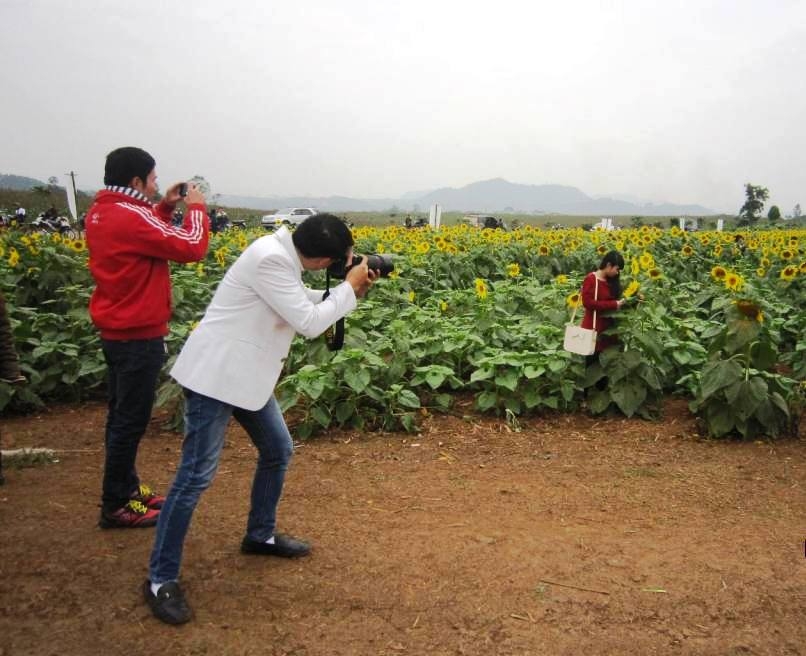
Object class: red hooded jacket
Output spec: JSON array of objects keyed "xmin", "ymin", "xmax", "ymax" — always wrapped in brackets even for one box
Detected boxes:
[{"xmin": 86, "ymin": 188, "xmax": 210, "ymax": 340}]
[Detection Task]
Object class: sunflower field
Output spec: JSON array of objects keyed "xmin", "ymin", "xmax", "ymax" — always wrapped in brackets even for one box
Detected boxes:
[{"xmin": 1, "ymin": 223, "xmax": 804, "ymax": 440}]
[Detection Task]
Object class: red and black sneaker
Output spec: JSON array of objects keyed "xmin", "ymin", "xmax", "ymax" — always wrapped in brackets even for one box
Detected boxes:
[
  {"xmin": 99, "ymin": 500, "xmax": 159, "ymax": 529},
  {"xmin": 131, "ymin": 483, "xmax": 165, "ymax": 510}
]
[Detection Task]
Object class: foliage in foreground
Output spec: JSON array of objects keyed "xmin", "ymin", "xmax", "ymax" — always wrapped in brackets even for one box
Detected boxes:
[{"xmin": 0, "ymin": 223, "xmax": 803, "ymax": 440}]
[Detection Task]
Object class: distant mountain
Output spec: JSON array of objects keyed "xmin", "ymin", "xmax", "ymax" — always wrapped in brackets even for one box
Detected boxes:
[
  {"xmin": 0, "ymin": 174, "xmax": 46, "ymax": 190},
  {"xmin": 220, "ymin": 178, "xmax": 715, "ymax": 216},
  {"xmin": 414, "ymin": 178, "xmax": 715, "ymax": 216},
  {"xmin": 216, "ymin": 194, "xmax": 401, "ymax": 213},
  {"xmin": 4, "ymin": 172, "xmax": 715, "ymax": 216}
]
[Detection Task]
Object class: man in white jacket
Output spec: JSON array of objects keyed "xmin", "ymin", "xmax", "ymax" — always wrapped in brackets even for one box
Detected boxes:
[{"xmin": 145, "ymin": 214, "xmax": 375, "ymax": 625}]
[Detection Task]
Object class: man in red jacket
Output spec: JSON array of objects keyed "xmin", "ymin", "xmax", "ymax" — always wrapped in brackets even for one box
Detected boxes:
[{"xmin": 86, "ymin": 146, "xmax": 210, "ymax": 528}]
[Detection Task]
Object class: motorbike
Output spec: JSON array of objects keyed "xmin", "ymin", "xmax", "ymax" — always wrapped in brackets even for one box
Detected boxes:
[{"xmin": 31, "ymin": 213, "xmax": 79, "ymax": 238}]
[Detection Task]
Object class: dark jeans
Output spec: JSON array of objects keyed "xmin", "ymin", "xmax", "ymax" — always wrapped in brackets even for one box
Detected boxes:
[
  {"xmin": 101, "ymin": 337, "xmax": 166, "ymax": 512},
  {"xmin": 149, "ymin": 391, "xmax": 293, "ymax": 584}
]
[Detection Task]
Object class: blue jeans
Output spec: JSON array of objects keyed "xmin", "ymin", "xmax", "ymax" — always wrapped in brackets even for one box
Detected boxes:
[
  {"xmin": 149, "ymin": 390, "xmax": 294, "ymax": 584},
  {"xmin": 101, "ymin": 337, "xmax": 166, "ymax": 512}
]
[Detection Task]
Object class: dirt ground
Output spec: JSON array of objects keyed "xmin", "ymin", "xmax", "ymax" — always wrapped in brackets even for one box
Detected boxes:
[{"xmin": 0, "ymin": 398, "xmax": 804, "ymax": 656}]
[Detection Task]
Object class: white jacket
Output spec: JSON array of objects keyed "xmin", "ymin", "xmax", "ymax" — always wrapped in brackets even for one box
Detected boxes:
[{"xmin": 170, "ymin": 227, "xmax": 357, "ymax": 410}]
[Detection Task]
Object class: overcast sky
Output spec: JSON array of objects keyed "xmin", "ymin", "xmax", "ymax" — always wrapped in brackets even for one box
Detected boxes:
[{"xmin": 1, "ymin": 0, "xmax": 804, "ymax": 214}]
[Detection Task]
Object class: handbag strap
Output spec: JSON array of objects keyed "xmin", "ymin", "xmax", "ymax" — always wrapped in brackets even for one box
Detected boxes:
[{"xmin": 569, "ymin": 273, "xmax": 599, "ymax": 324}]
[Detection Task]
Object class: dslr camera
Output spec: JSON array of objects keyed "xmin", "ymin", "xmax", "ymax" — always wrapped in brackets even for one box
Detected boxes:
[{"xmin": 327, "ymin": 253, "xmax": 394, "ymax": 279}]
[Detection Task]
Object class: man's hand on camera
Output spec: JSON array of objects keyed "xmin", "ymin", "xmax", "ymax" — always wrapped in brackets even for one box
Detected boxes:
[
  {"xmin": 166, "ymin": 182, "xmax": 204, "ymax": 206},
  {"xmin": 345, "ymin": 257, "xmax": 375, "ymax": 298}
]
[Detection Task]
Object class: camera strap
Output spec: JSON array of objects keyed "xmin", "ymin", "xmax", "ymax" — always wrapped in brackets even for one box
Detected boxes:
[{"xmin": 323, "ymin": 270, "xmax": 345, "ymax": 351}]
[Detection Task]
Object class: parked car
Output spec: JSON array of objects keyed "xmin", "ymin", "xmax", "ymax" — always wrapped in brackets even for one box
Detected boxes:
[{"xmin": 260, "ymin": 207, "xmax": 318, "ymax": 229}]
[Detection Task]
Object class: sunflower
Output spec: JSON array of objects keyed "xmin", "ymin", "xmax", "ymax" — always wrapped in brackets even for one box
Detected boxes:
[
  {"xmin": 623, "ymin": 280, "xmax": 640, "ymax": 298},
  {"xmin": 735, "ymin": 300, "xmax": 763, "ymax": 323},
  {"xmin": 681, "ymin": 244, "xmax": 694, "ymax": 257},
  {"xmin": 474, "ymin": 278, "xmax": 488, "ymax": 300},
  {"xmin": 391, "ymin": 241, "xmax": 405, "ymax": 253},
  {"xmin": 506, "ymin": 263, "xmax": 520, "ymax": 278},
  {"xmin": 415, "ymin": 241, "xmax": 430, "ymax": 254},
  {"xmin": 596, "ymin": 244, "xmax": 608, "ymax": 255},
  {"xmin": 630, "ymin": 257, "xmax": 640, "ymax": 276},
  {"xmin": 8, "ymin": 248, "xmax": 20, "ymax": 267},
  {"xmin": 799, "ymin": 261, "xmax": 806, "ymax": 274},
  {"xmin": 648, "ymin": 268, "xmax": 662, "ymax": 280},
  {"xmin": 69, "ymin": 239, "xmax": 87, "ymax": 253},
  {"xmin": 439, "ymin": 300, "xmax": 448, "ymax": 313},
  {"xmin": 713, "ymin": 245, "xmax": 723, "ymax": 257},
  {"xmin": 780, "ymin": 265, "xmax": 797, "ymax": 281},
  {"xmin": 554, "ymin": 274, "xmax": 568, "ymax": 285},
  {"xmin": 566, "ymin": 292, "xmax": 582, "ymax": 309},
  {"xmin": 780, "ymin": 249, "xmax": 794, "ymax": 261},
  {"xmin": 724, "ymin": 272, "xmax": 744, "ymax": 291},
  {"xmin": 760, "ymin": 257, "xmax": 771, "ymax": 269},
  {"xmin": 710, "ymin": 265, "xmax": 727, "ymax": 281},
  {"xmin": 756, "ymin": 267, "xmax": 766, "ymax": 278},
  {"xmin": 537, "ymin": 244, "xmax": 550, "ymax": 257},
  {"xmin": 639, "ymin": 252, "xmax": 654, "ymax": 269},
  {"xmin": 408, "ymin": 290, "xmax": 416, "ymax": 303}
]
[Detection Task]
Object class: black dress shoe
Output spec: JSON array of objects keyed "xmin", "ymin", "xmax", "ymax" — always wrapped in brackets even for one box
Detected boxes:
[
  {"xmin": 143, "ymin": 580, "xmax": 192, "ymax": 625},
  {"xmin": 240, "ymin": 533, "xmax": 311, "ymax": 558}
]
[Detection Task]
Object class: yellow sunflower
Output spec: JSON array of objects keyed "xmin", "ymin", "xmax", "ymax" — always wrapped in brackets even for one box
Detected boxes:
[
  {"xmin": 506, "ymin": 263, "xmax": 521, "ymax": 278},
  {"xmin": 710, "ymin": 265, "xmax": 727, "ymax": 281},
  {"xmin": 554, "ymin": 274, "xmax": 568, "ymax": 284},
  {"xmin": 408, "ymin": 290, "xmax": 416, "ymax": 303},
  {"xmin": 756, "ymin": 267, "xmax": 766, "ymax": 278},
  {"xmin": 623, "ymin": 280, "xmax": 640, "ymax": 298},
  {"xmin": 70, "ymin": 239, "xmax": 87, "ymax": 253},
  {"xmin": 724, "ymin": 272, "xmax": 744, "ymax": 291},
  {"xmin": 474, "ymin": 278, "xmax": 488, "ymax": 300},
  {"xmin": 566, "ymin": 292, "xmax": 582, "ymax": 309},
  {"xmin": 780, "ymin": 265, "xmax": 797, "ymax": 281},
  {"xmin": 537, "ymin": 244, "xmax": 551, "ymax": 257},
  {"xmin": 681, "ymin": 244, "xmax": 694, "ymax": 257}
]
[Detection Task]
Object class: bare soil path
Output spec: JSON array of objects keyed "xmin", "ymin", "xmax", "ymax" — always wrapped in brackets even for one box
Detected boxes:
[{"xmin": 1, "ymin": 399, "xmax": 804, "ymax": 656}]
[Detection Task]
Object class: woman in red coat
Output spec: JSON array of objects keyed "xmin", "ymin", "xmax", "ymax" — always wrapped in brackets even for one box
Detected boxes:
[{"xmin": 581, "ymin": 250, "xmax": 629, "ymax": 360}]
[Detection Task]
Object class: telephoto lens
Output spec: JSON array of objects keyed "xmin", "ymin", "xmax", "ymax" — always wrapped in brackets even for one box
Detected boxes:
[{"xmin": 327, "ymin": 254, "xmax": 394, "ymax": 279}]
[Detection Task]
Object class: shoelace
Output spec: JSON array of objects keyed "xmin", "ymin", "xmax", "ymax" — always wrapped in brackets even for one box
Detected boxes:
[
  {"xmin": 126, "ymin": 500, "xmax": 150, "ymax": 514},
  {"xmin": 138, "ymin": 484, "xmax": 154, "ymax": 498}
]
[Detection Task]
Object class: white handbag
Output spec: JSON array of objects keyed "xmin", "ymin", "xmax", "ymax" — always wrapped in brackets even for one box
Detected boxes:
[{"xmin": 563, "ymin": 276, "xmax": 598, "ymax": 356}]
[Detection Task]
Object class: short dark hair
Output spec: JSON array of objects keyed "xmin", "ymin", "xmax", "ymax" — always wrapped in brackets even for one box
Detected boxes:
[
  {"xmin": 292, "ymin": 213, "xmax": 354, "ymax": 259},
  {"xmin": 103, "ymin": 147, "xmax": 156, "ymax": 187}
]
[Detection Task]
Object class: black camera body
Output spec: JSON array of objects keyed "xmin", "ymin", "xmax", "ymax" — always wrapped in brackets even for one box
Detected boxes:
[
  {"xmin": 178, "ymin": 183, "xmax": 188, "ymax": 197},
  {"xmin": 327, "ymin": 253, "xmax": 394, "ymax": 279}
]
